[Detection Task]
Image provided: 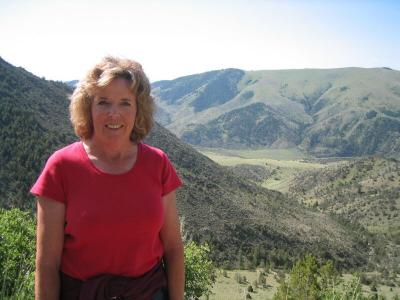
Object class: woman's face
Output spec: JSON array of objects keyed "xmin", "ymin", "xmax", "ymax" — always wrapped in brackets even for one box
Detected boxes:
[{"xmin": 91, "ymin": 78, "xmax": 137, "ymax": 145}]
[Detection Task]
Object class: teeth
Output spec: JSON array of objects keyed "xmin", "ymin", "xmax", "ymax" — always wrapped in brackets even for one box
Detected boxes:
[{"xmin": 106, "ymin": 124, "xmax": 122, "ymax": 129}]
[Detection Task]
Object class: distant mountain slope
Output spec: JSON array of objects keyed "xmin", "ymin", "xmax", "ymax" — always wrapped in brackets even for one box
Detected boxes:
[
  {"xmin": 181, "ymin": 102, "xmax": 301, "ymax": 148},
  {"xmin": 153, "ymin": 68, "xmax": 400, "ymax": 157},
  {"xmin": 0, "ymin": 57, "xmax": 372, "ymax": 269},
  {"xmin": 65, "ymin": 80, "xmax": 78, "ymax": 88},
  {"xmin": 153, "ymin": 69, "xmax": 244, "ymax": 113}
]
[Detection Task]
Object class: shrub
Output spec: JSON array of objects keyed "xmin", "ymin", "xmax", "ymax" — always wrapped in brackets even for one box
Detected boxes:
[
  {"xmin": 184, "ymin": 241, "xmax": 216, "ymax": 299},
  {"xmin": 273, "ymin": 254, "xmax": 367, "ymax": 300},
  {"xmin": 0, "ymin": 208, "xmax": 36, "ymax": 297}
]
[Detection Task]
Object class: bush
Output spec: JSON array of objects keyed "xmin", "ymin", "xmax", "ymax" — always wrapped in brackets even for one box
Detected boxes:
[
  {"xmin": 0, "ymin": 208, "xmax": 36, "ymax": 297},
  {"xmin": 273, "ymin": 254, "xmax": 368, "ymax": 300},
  {"xmin": 184, "ymin": 241, "xmax": 216, "ymax": 299}
]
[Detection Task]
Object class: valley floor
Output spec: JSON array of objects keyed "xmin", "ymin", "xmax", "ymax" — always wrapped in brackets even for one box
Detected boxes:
[
  {"xmin": 202, "ymin": 269, "xmax": 400, "ymax": 300},
  {"xmin": 197, "ymin": 147, "xmax": 336, "ymax": 193},
  {"xmin": 202, "ymin": 269, "xmax": 279, "ymax": 300}
]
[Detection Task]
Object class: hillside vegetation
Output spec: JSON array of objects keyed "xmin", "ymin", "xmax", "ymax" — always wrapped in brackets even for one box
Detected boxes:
[
  {"xmin": 0, "ymin": 57, "xmax": 76, "ymax": 209},
  {"xmin": 286, "ymin": 156, "xmax": 400, "ymax": 279},
  {"xmin": 145, "ymin": 124, "xmax": 374, "ymax": 269},
  {"xmin": 287, "ymin": 157, "xmax": 400, "ymax": 237},
  {"xmin": 153, "ymin": 67, "xmax": 400, "ymax": 157},
  {"xmin": 0, "ymin": 57, "xmax": 375, "ymax": 270},
  {"xmin": 200, "ymin": 149, "xmax": 399, "ymax": 276}
]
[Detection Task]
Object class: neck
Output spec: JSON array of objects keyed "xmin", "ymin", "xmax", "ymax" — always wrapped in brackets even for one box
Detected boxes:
[{"xmin": 83, "ymin": 138, "xmax": 137, "ymax": 162}]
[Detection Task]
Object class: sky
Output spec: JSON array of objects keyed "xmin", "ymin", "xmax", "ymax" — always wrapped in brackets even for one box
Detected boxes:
[{"xmin": 1, "ymin": 0, "xmax": 399, "ymax": 82}]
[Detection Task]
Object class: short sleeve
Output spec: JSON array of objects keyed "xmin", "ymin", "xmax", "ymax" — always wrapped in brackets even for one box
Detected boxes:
[
  {"xmin": 161, "ymin": 153, "xmax": 182, "ymax": 196},
  {"xmin": 30, "ymin": 151, "xmax": 66, "ymax": 203}
]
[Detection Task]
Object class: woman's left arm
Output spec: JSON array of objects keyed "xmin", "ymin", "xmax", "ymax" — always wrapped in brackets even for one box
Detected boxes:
[{"xmin": 160, "ymin": 191, "xmax": 185, "ymax": 300}]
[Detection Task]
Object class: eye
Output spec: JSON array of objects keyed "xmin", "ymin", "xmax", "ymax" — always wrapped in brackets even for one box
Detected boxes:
[
  {"xmin": 121, "ymin": 100, "xmax": 132, "ymax": 106},
  {"xmin": 97, "ymin": 98, "xmax": 108, "ymax": 105}
]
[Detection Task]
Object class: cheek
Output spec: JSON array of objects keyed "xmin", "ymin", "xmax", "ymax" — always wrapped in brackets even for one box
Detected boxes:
[
  {"xmin": 91, "ymin": 109, "xmax": 106, "ymax": 126},
  {"xmin": 124, "ymin": 108, "xmax": 137, "ymax": 120}
]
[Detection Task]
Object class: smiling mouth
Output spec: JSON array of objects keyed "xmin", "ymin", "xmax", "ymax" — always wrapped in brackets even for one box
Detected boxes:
[{"xmin": 106, "ymin": 124, "xmax": 123, "ymax": 129}]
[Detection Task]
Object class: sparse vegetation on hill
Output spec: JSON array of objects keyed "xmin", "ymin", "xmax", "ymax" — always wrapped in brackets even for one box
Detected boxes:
[
  {"xmin": 152, "ymin": 68, "xmax": 244, "ymax": 111},
  {"xmin": 288, "ymin": 157, "xmax": 400, "ymax": 236},
  {"xmin": 153, "ymin": 67, "xmax": 400, "ymax": 157},
  {"xmin": 226, "ymin": 164, "xmax": 272, "ymax": 183},
  {"xmin": 181, "ymin": 102, "xmax": 300, "ymax": 148},
  {"xmin": 287, "ymin": 157, "xmax": 400, "ymax": 277}
]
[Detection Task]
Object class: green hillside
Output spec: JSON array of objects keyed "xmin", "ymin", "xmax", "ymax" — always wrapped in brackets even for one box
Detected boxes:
[
  {"xmin": 153, "ymin": 68, "xmax": 244, "ymax": 111},
  {"xmin": 153, "ymin": 68, "xmax": 400, "ymax": 157},
  {"xmin": 287, "ymin": 157, "xmax": 400, "ymax": 274},
  {"xmin": 0, "ymin": 57, "xmax": 375, "ymax": 270},
  {"xmin": 0, "ymin": 57, "xmax": 76, "ymax": 209},
  {"xmin": 181, "ymin": 102, "xmax": 301, "ymax": 148},
  {"xmin": 287, "ymin": 157, "xmax": 400, "ymax": 237}
]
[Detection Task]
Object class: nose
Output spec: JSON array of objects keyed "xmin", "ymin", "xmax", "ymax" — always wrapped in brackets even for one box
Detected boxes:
[{"xmin": 107, "ymin": 104, "xmax": 120, "ymax": 116}]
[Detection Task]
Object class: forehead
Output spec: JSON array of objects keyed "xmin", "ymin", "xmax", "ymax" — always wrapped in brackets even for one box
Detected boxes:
[{"xmin": 96, "ymin": 78, "xmax": 135, "ymax": 98}]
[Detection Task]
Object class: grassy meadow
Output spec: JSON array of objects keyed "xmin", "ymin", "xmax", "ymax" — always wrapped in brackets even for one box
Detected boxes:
[
  {"xmin": 201, "ymin": 269, "xmax": 280, "ymax": 300},
  {"xmin": 197, "ymin": 147, "xmax": 332, "ymax": 192},
  {"xmin": 202, "ymin": 269, "xmax": 400, "ymax": 300}
]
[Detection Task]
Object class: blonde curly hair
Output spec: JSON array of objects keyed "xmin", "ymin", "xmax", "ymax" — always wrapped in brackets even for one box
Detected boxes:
[{"xmin": 69, "ymin": 56, "xmax": 154, "ymax": 142}]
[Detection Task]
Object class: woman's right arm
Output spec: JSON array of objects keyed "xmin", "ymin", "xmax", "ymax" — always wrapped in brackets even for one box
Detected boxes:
[{"xmin": 36, "ymin": 197, "xmax": 65, "ymax": 300}]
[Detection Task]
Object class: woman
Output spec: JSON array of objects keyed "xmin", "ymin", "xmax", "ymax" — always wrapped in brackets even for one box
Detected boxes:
[{"xmin": 31, "ymin": 57, "xmax": 184, "ymax": 300}]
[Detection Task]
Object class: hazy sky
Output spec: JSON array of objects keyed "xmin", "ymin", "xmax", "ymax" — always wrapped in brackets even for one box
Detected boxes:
[{"xmin": 1, "ymin": 0, "xmax": 399, "ymax": 82}]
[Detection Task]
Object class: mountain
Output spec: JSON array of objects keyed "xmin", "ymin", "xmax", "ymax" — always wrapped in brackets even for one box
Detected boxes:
[
  {"xmin": 0, "ymin": 57, "xmax": 373, "ymax": 269},
  {"xmin": 286, "ymin": 156, "xmax": 400, "ymax": 272},
  {"xmin": 287, "ymin": 157, "xmax": 400, "ymax": 237},
  {"xmin": 152, "ymin": 68, "xmax": 400, "ymax": 157},
  {"xmin": 65, "ymin": 80, "xmax": 78, "ymax": 88},
  {"xmin": 0, "ymin": 57, "xmax": 76, "ymax": 208}
]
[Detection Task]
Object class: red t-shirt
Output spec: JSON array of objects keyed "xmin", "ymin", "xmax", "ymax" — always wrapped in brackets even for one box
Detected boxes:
[{"xmin": 30, "ymin": 141, "xmax": 182, "ymax": 280}]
